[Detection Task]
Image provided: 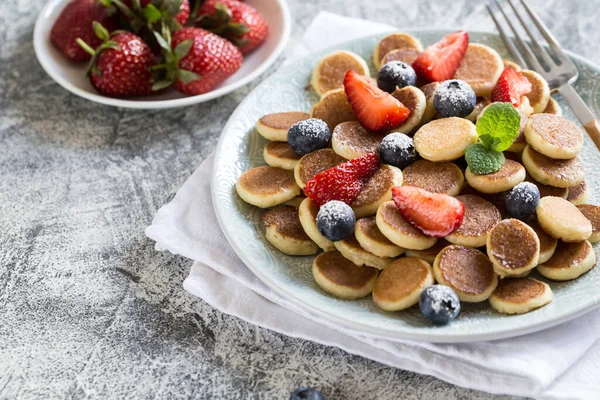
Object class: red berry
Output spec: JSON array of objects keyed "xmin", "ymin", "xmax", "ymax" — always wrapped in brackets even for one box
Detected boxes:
[
  {"xmin": 343, "ymin": 70, "xmax": 411, "ymax": 131},
  {"xmin": 304, "ymin": 153, "xmax": 380, "ymax": 206},
  {"xmin": 491, "ymin": 67, "xmax": 532, "ymax": 107},
  {"xmin": 391, "ymin": 186, "xmax": 465, "ymax": 237},
  {"xmin": 50, "ymin": 0, "xmax": 119, "ymax": 62},
  {"xmin": 412, "ymin": 31, "xmax": 469, "ymax": 82}
]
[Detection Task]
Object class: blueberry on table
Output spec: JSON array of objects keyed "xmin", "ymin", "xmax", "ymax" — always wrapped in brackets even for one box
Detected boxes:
[
  {"xmin": 377, "ymin": 61, "xmax": 417, "ymax": 93},
  {"xmin": 505, "ymin": 182, "xmax": 540, "ymax": 221},
  {"xmin": 290, "ymin": 387, "xmax": 325, "ymax": 400},
  {"xmin": 419, "ymin": 285, "xmax": 461, "ymax": 325},
  {"xmin": 433, "ymin": 79, "xmax": 476, "ymax": 118},
  {"xmin": 379, "ymin": 132, "xmax": 416, "ymax": 169},
  {"xmin": 316, "ymin": 200, "xmax": 356, "ymax": 242},
  {"xmin": 287, "ymin": 118, "xmax": 331, "ymax": 156}
]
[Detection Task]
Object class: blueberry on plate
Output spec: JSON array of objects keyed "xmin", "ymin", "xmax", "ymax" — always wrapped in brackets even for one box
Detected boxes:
[
  {"xmin": 433, "ymin": 79, "xmax": 476, "ymax": 118},
  {"xmin": 290, "ymin": 387, "xmax": 325, "ymax": 400},
  {"xmin": 419, "ymin": 285, "xmax": 461, "ymax": 325},
  {"xmin": 379, "ymin": 132, "xmax": 417, "ymax": 169},
  {"xmin": 505, "ymin": 182, "xmax": 540, "ymax": 221},
  {"xmin": 377, "ymin": 61, "xmax": 417, "ymax": 93},
  {"xmin": 316, "ymin": 200, "xmax": 356, "ymax": 242},
  {"xmin": 287, "ymin": 118, "xmax": 331, "ymax": 156}
]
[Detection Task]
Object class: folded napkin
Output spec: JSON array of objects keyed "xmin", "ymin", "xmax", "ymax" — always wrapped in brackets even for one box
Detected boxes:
[{"xmin": 146, "ymin": 12, "xmax": 600, "ymax": 399}]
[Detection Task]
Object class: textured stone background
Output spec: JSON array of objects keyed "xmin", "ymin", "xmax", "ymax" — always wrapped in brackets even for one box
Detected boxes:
[{"xmin": 1, "ymin": 0, "xmax": 599, "ymax": 398}]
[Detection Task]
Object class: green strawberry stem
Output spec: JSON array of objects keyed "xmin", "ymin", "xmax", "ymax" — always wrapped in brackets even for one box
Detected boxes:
[
  {"xmin": 150, "ymin": 30, "xmax": 200, "ymax": 90},
  {"xmin": 77, "ymin": 22, "xmax": 120, "ymax": 76}
]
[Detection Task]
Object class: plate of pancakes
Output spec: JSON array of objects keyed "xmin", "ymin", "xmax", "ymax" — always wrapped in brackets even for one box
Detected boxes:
[{"xmin": 212, "ymin": 29, "xmax": 600, "ymax": 342}]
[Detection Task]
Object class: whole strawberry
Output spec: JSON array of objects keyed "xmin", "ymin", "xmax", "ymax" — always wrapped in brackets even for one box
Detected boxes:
[
  {"xmin": 152, "ymin": 27, "xmax": 243, "ymax": 95},
  {"xmin": 197, "ymin": 0, "xmax": 269, "ymax": 54},
  {"xmin": 51, "ymin": 0, "xmax": 119, "ymax": 61},
  {"xmin": 78, "ymin": 22, "xmax": 156, "ymax": 97}
]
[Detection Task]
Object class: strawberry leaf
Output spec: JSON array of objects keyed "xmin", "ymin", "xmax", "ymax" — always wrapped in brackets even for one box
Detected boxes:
[
  {"xmin": 92, "ymin": 21, "xmax": 111, "ymax": 41},
  {"xmin": 476, "ymin": 102, "xmax": 521, "ymax": 152},
  {"xmin": 174, "ymin": 40, "xmax": 193, "ymax": 59},
  {"xmin": 178, "ymin": 69, "xmax": 201, "ymax": 83},
  {"xmin": 153, "ymin": 31, "xmax": 172, "ymax": 52},
  {"xmin": 143, "ymin": 4, "xmax": 163, "ymax": 24}
]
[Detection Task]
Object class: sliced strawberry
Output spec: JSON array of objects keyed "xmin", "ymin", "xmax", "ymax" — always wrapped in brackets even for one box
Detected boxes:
[
  {"xmin": 343, "ymin": 70, "xmax": 410, "ymax": 131},
  {"xmin": 304, "ymin": 153, "xmax": 380, "ymax": 206},
  {"xmin": 391, "ymin": 186, "xmax": 464, "ymax": 237},
  {"xmin": 412, "ymin": 31, "xmax": 469, "ymax": 82},
  {"xmin": 491, "ymin": 67, "xmax": 532, "ymax": 107}
]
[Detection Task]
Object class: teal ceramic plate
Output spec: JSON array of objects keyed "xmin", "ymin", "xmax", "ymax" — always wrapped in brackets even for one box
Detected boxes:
[{"xmin": 212, "ymin": 30, "xmax": 600, "ymax": 343}]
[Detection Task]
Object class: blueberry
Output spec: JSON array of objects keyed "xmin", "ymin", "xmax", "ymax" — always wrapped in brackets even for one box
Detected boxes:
[
  {"xmin": 433, "ymin": 79, "xmax": 476, "ymax": 118},
  {"xmin": 316, "ymin": 201, "xmax": 356, "ymax": 241},
  {"xmin": 290, "ymin": 387, "xmax": 325, "ymax": 400},
  {"xmin": 505, "ymin": 182, "xmax": 540, "ymax": 221},
  {"xmin": 379, "ymin": 132, "xmax": 416, "ymax": 169},
  {"xmin": 377, "ymin": 61, "xmax": 417, "ymax": 93},
  {"xmin": 287, "ymin": 118, "xmax": 331, "ymax": 156},
  {"xmin": 419, "ymin": 285, "xmax": 461, "ymax": 325}
]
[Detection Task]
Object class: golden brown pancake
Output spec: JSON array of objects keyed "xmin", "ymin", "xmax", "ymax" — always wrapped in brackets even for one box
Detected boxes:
[
  {"xmin": 567, "ymin": 180, "xmax": 589, "ymax": 205},
  {"xmin": 453, "ymin": 43, "xmax": 504, "ymax": 96},
  {"xmin": 262, "ymin": 205, "xmax": 319, "ymax": 255},
  {"xmin": 446, "ymin": 195, "xmax": 501, "ymax": 247},
  {"xmin": 298, "ymin": 198, "xmax": 335, "ymax": 251},
  {"xmin": 487, "ymin": 219, "xmax": 540, "ymax": 277},
  {"xmin": 355, "ymin": 216, "xmax": 404, "ymax": 258},
  {"xmin": 311, "ymin": 88, "xmax": 358, "ymax": 131},
  {"xmin": 390, "ymin": 86, "xmax": 426, "ymax": 133},
  {"xmin": 525, "ymin": 173, "xmax": 568, "ymax": 199},
  {"xmin": 332, "ymin": 121, "xmax": 383, "ymax": 159},
  {"xmin": 334, "ymin": 234, "xmax": 394, "ymax": 270},
  {"xmin": 351, "ymin": 165, "xmax": 403, "ymax": 218},
  {"xmin": 376, "ymin": 201, "xmax": 438, "ymax": 250},
  {"xmin": 372, "ymin": 257, "xmax": 434, "ymax": 311},
  {"xmin": 466, "ymin": 97, "xmax": 491, "ymax": 122},
  {"xmin": 256, "ymin": 112, "xmax": 310, "ymax": 141},
  {"xmin": 374, "ymin": 33, "xmax": 423, "ymax": 68},
  {"xmin": 525, "ymin": 114, "xmax": 584, "ymax": 159},
  {"xmin": 521, "ymin": 70, "xmax": 550, "ymax": 114},
  {"xmin": 503, "ymin": 59, "xmax": 522, "ymax": 71},
  {"xmin": 537, "ymin": 240, "xmax": 596, "ymax": 281},
  {"xmin": 311, "ymin": 51, "xmax": 369, "ymax": 96},
  {"xmin": 527, "ymin": 218, "xmax": 558, "ymax": 264},
  {"xmin": 381, "ymin": 48, "xmax": 421, "ymax": 66},
  {"xmin": 405, "ymin": 239, "xmax": 451, "ymax": 264},
  {"xmin": 236, "ymin": 166, "xmax": 301, "ymax": 208},
  {"xmin": 465, "ymin": 159, "xmax": 526, "ymax": 194},
  {"xmin": 402, "ymin": 160, "xmax": 464, "ymax": 196},
  {"xmin": 576, "ymin": 204, "xmax": 600, "ymax": 243},
  {"xmin": 419, "ymin": 82, "xmax": 440, "ymax": 125},
  {"xmin": 536, "ymin": 196, "xmax": 592, "ymax": 242},
  {"xmin": 312, "ymin": 251, "xmax": 379, "ymax": 299},
  {"xmin": 521, "ymin": 145, "xmax": 584, "ymax": 188},
  {"xmin": 414, "ymin": 117, "xmax": 478, "ymax": 162},
  {"xmin": 294, "ymin": 149, "xmax": 345, "ymax": 189},
  {"xmin": 543, "ymin": 97, "xmax": 562, "ymax": 116},
  {"xmin": 433, "ymin": 245, "xmax": 498, "ymax": 302},
  {"xmin": 263, "ymin": 142, "xmax": 301, "ymax": 170},
  {"xmin": 489, "ymin": 277, "xmax": 553, "ymax": 314}
]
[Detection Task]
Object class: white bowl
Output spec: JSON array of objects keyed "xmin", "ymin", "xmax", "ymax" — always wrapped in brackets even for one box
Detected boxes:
[{"xmin": 33, "ymin": 0, "xmax": 291, "ymax": 109}]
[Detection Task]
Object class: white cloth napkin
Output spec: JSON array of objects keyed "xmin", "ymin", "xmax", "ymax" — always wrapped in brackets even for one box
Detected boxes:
[{"xmin": 146, "ymin": 12, "xmax": 600, "ymax": 399}]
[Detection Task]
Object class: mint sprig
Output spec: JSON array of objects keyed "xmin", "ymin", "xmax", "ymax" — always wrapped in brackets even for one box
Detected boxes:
[{"xmin": 466, "ymin": 102, "xmax": 521, "ymax": 175}]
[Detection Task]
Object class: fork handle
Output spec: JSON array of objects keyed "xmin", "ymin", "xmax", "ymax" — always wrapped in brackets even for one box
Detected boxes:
[{"xmin": 558, "ymin": 83, "xmax": 600, "ymax": 151}]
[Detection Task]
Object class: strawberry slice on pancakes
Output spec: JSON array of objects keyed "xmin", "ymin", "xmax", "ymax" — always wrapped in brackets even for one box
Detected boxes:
[
  {"xmin": 491, "ymin": 67, "xmax": 533, "ymax": 107},
  {"xmin": 412, "ymin": 31, "xmax": 469, "ymax": 82}
]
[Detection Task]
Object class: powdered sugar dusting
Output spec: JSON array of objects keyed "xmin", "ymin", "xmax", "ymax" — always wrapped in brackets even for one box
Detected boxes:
[{"xmin": 290, "ymin": 118, "xmax": 330, "ymax": 139}]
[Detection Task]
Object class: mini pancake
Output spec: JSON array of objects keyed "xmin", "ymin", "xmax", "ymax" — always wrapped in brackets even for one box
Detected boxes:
[
  {"xmin": 466, "ymin": 97, "xmax": 491, "ymax": 122},
  {"xmin": 380, "ymin": 48, "xmax": 421, "ymax": 66},
  {"xmin": 446, "ymin": 195, "xmax": 501, "ymax": 248},
  {"xmin": 311, "ymin": 50, "xmax": 370, "ymax": 96},
  {"xmin": 524, "ymin": 114, "xmax": 584, "ymax": 159},
  {"xmin": 264, "ymin": 142, "xmax": 301, "ymax": 170},
  {"xmin": 294, "ymin": 148, "xmax": 345, "ymax": 189},
  {"xmin": 521, "ymin": 145, "xmax": 584, "ymax": 188},
  {"xmin": 236, "ymin": 166, "xmax": 301, "ymax": 208},
  {"xmin": 433, "ymin": 245, "xmax": 498, "ymax": 302},
  {"xmin": 372, "ymin": 257, "xmax": 434, "ymax": 311},
  {"xmin": 332, "ymin": 121, "xmax": 383, "ymax": 160},
  {"xmin": 405, "ymin": 239, "xmax": 451, "ymax": 264},
  {"xmin": 312, "ymin": 251, "xmax": 379, "ymax": 299},
  {"xmin": 298, "ymin": 197, "xmax": 335, "ymax": 251},
  {"xmin": 527, "ymin": 218, "xmax": 558, "ymax": 264},
  {"xmin": 402, "ymin": 160, "xmax": 464, "ymax": 196},
  {"xmin": 373, "ymin": 32, "xmax": 423, "ymax": 69},
  {"xmin": 521, "ymin": 70, "xmax": 550, "ymax": 114},
  {"xmin": 489, "ymin": 278, "xmax": 553, "ymax": 315},
  {"xmin": 355, "ymin": 216, "xmax": 405, "ymax": 258},
  {"xmin": 537, "ymin": 240, "xmax": 596, "ymax": 281},
  {"xmin": 419, "ymin": 82, "xmax": 440, "ymax": 126},
  {"xmin": 284, "ymin": 196, "xmax": 306, "ymax": 208},
  {"xmin": 567, "ymin": 180, "xmax": 589, "ymax": 205},
  {"xmin": 465, "ymin": 159, "xmax": 526, "ymax": 194},
  {"xmin": 376, "ymin": 201, "xmax": 438, "ymax": 250},
  {"xmin": 390, "ymin": 86, "xmax": 427, "ymax": 134},
  {"xmin": 414, "ymin": 117, "xmax": 478, "ymax": 162},
  {"xmin": 261, "ymin": 205, "xmax": 319, "ymax": 256},
  {"xmin": 487, "ymin": 219, "xmax": 540, "ymax": 277},
  {"xmin": 351, "ymin": 165, "xmax": 403, "ymax": 218},
  {"xmin": 525, "ymin": 173, "xmax": 568, "ymax": 199},
  {"xmin": 543, "ymin": 97, "xmax": 562, "ymax": 116},
  {"xmin": 256, "ymin": 112, "xmax": 310, "ymax": 141},
  {"xmin": 453, "ymin": 43, "xmax": 504, "ymax": 97},
  {"xmin": 519, "ymin": 95, "xmax": 534, "ymax": 116},
  {"xmin": 576, "ymin": 204, "xmax": 600, "ymax": 243},
  {"xmin": 536, "ymin": 196, "xmax": 592, "ymax": 242},
  {"xmin": 334, "ymin": 234, "xmax": 394, "ymax": 270},
  {"xmin": 506, "ymin": 110, "xmax": 529, "ymax": 153},
  {"xmin": 310, "ymin": 88, "xmax": 359, "ymax": 131},
  {"xmin": 503, "ymin": 59, "xmax": 522, "ymax": 71}
]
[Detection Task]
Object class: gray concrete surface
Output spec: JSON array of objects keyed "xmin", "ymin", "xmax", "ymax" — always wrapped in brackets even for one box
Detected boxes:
[{"xmin": 1, "ymin": 0, "xmax": 597, "ymax": 398}]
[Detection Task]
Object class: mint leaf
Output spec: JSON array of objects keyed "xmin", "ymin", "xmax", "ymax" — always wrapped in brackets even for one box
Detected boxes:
[
  {"xmin": 465, "ymin": 143, "xmax": 505, "ymax": 175},
  {"xmin": 476, "ymin": 102, "xmax": 521, "ymax": 152}
]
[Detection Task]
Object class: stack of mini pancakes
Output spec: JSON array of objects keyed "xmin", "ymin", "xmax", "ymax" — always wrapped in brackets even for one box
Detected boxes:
[{"xmin": 235, "ymin": 32, "xmax": 600, "ymax": 317}]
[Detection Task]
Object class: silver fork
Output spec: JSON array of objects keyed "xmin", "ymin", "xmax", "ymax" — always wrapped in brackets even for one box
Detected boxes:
[{"xmin": 488, "ymin": 0, "xmax": 600, "ymax": 151}]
